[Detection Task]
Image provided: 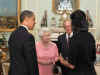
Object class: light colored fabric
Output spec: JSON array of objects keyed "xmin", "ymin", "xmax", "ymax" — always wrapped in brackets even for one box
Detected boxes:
[
  {"xmin": 66, "ymin": 32, "xmax": 73, "ymax": 40},
  {"xmin": 36, "ymin": 41, "xmax": 59, "ymax": 75},
  {"xmin": 20, "ymin": 24, "xmax": 29, "ymax": 31}
]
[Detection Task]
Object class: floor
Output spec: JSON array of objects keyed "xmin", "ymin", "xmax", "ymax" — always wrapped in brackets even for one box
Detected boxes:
[
  {"xmin": 96, "ymin": 55, "xmax": 100, "ymax": 75},
  {"xmin": 95, "ymin": 65, "xmax": 100, "ymax": 75}
]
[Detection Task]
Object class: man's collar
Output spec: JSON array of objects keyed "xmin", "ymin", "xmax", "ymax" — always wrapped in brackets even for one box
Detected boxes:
[
  {"xmin": 20, "ymin": 25, "xmax": 29, "ymax": 31},
  {"xmin": 66, "ymin": 32, "xmax": 73, "ymax": 38}
]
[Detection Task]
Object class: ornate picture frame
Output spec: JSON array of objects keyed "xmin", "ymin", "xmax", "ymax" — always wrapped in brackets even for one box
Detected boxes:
[
  {"xmin": 0, "ymin": 0, "xmax": 21, "ymax": 32},
  {"xmin": 52, "ymin": 0, "xmax": 80, "ymax": 14}
]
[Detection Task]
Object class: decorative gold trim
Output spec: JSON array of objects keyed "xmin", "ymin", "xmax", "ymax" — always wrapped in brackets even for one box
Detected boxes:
[
  {"xmin": 18, "ymin": 0, "xmax": 21, "ymax": 25},
  {"xmin": 0, "ymin": 28, "xmax": 16, "ymax": 32},
  {"xmin": 76, "ymin": 0, "xmax": 80, "ymax": 9},
  {"xmin": 52, "ymin": 0, "xmax": 56, "ymax": 14}
]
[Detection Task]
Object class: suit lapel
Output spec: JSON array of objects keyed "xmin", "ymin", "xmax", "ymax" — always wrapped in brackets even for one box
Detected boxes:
[
  {"xmin": 61, "ymin": 33, "xmax": 70, "ymax": 58},
  {"xmin": 63, "ymin": 33, "xmax": 68, "ymax": 49}
]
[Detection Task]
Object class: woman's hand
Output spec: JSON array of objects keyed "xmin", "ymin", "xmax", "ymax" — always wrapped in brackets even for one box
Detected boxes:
[{"xmin": 59, "ymin": 55, "xmax": 75, "ymax": 70}]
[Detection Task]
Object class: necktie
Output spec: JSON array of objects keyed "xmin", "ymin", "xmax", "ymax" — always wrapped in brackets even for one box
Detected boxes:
[{"xmin": 67, "ymin": 35, "xmax": 70, "ymax": 48}]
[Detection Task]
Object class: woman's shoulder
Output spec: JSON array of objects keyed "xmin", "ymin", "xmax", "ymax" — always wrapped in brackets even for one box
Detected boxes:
[
  {"xmin": 36, "ymin": 41, "xmax": 41, "ymax": 46},
  {"xmin": 50, "ymin": 42, "xmax": 57, "ymax": 47},
  {"xmin": 79, "ymin": 32, "xmax": 95, "ymax": 41},
  {"xmin": 88, "ymin": 32, "xmax": 95, "ymax": 41},
  {"xmin": 88, "ymin": 32, "xmax": 94, "ymax": 37},
  {"xmin": 77, "ymin": 31, "xmax": 93, "ymax": 37}
]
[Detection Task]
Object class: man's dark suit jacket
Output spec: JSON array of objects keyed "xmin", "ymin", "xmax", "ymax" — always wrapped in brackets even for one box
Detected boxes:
[
  {"xmin": 8, "ymin": 26, "xmax": 39, "ymax": 75},
  {"xmin": 57, "ymin": 31, "xmax": 96, "ymax": 75}
]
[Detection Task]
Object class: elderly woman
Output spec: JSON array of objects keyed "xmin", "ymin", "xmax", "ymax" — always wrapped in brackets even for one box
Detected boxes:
[{"xmin": 36, "ymin": 28, "xmax": 59, "ymax": 75}]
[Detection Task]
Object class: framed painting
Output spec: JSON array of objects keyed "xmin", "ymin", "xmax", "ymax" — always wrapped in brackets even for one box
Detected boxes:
[
  {"xmin": 52, "ymin": 0, "xmax": 80, "ymax": 14},
  {"xmin": 0, "ymin": 0, "xmax": 21, "ymax": 32}
]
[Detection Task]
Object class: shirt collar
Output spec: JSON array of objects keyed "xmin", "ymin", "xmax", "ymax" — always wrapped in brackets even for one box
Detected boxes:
[
  {"xmin": 20, "ymin": 25, "xmax": 29, "ymax": 31},
  {"xmin": 66, "ymin": 32, "xmax": 73, "ymax": 39}
]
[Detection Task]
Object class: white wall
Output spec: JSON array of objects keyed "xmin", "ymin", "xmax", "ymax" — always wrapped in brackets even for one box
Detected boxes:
[
  {"xmin": 21, "ymin": 0, "xmax": 61, "ymax": 27},
  {"xmin": 21, "ymin": 0, "xmax": 61, "ymax": 40},
  {"xmin": 96, "ymin": 0, "xmax": 100, "ymax": 39},
  {"xmin": 21, "ymin": 0, "xmax": 100, "ymax": 40},
  {"xmin": 80, "ymin": 0, "xmax": 100, "ymax": 40},
  {"xmin": 80, "ymin": 0, "xmax": 96, "ymax": 27}
]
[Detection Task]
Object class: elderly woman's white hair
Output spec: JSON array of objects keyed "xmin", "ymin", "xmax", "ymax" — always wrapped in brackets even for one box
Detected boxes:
[{"xmin": 39, "ymin": 27, "xmax": 51, "ymax": 38}]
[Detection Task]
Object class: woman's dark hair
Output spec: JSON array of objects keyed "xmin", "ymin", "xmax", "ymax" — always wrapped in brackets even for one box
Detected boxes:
[
  {"xmin": 20, "ymin": 10, "xmax": 34, "ymax": 23},
  {"xmin": 70, "ymin": 9, "xmax": 89, "ymax": 32}
]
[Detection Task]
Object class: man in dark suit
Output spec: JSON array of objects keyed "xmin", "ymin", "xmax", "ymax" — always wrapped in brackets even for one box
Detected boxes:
[
  {"xmin": 58, "ymin": 19, "xmax": 77, "ymax": 75},
  {"xmin": 8, "ymin": 10, "xmax": 39, "ymax": 75}
]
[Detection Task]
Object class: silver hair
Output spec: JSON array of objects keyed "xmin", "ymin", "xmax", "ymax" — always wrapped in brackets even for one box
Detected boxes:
[{"xmin": 39, "ymin": 27, "xmax": 51, "ymax": 38}]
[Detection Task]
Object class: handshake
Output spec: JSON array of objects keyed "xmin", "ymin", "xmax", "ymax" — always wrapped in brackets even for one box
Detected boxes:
[{"xmin": 58, "ymin": 54, "xmax": 75, "ymax": 70}]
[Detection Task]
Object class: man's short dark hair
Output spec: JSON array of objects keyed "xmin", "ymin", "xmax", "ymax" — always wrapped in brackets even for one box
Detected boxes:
[{"xmin": 20, "ymin": 10, "xmax": 34, "ymax": 23}]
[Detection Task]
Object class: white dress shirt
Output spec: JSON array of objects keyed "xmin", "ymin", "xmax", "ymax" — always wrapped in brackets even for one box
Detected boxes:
[
  {"xmin": 20, "ymin": 25, "xmax": 29, "ymax": 31},
  {"xmin": 66, "ymin": 32, "xmax": 73, "ymax": 40}
]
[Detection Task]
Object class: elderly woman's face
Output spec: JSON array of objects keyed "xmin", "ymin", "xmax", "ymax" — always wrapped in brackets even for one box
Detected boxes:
[{"xmin": 42, "ymin": 32, "xmax": 51, "ymax": 43}]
